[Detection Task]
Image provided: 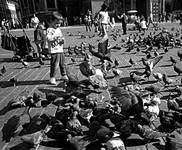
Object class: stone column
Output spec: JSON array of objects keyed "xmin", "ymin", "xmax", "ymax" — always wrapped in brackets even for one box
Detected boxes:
[{"xmin": 149, "ymin": 0, "xmax": 153, "ymax": 21}]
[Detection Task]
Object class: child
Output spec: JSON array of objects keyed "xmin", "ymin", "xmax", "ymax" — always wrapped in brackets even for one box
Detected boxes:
[
  {"xmin": 46, "ymin": 11, "xmax": 68, "ymax": 85},
  {"xmin": 140, "ymin": 17, "xmax": 147, "ymax": 34}
]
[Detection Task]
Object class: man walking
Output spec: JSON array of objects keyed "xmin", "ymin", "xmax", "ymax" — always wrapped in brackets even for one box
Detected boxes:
[{"xmin": 118, "ymin": 13, "xmax": 128, "ymax": 35}]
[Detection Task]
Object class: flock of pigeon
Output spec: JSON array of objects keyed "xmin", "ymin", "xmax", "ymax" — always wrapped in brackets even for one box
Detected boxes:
[{"xmin": 1, "ymin": 24, "xmax": 182, "ymax": 150}]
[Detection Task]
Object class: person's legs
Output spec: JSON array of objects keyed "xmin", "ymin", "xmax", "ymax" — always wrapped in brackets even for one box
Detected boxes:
[
  {"xmin": 122, "ymin": 24, "xmax": 127, "ymax": 34},
  {"xmin": 50, "ymin": 53, "xmax": 59, "ymax": 84},
  {"xmin": 101, "ymin": 24, "xmax": 107, "ymax": 36},
  {"xmin": 59, "ymin": 53, "xmax": 68, "ymax": 80}
]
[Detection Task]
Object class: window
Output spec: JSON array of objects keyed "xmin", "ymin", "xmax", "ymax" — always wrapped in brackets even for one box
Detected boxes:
[{"xmin": 47, "ymin": 0, "xmax": 55, "ymax": 9}]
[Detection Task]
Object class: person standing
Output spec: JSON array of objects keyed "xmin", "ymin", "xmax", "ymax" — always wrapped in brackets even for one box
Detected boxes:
[
  {"xmin": 140, "ymin": 17, "xmax": 147, "ymax": 34},
  {"xmin": 31, "ymin": 14, "xmax": 40, "ymax": 28},
  {"xmin": 46, "ymin": 11, "xmax": 68, "ymax": 85},
  {"xmin": 34, "ymin": 21, "xmax": 46, "ymax": 65},
  {"xmin": 1, "ymin": 18, "xmax": 6, "ymax": 31},
  {"xmin": 118, "ymin": 13, "xmax": 128, "ymax": 35},
  {"xmin": 98, "ymin": 3, "xmax": 113, "ymax": 37}
]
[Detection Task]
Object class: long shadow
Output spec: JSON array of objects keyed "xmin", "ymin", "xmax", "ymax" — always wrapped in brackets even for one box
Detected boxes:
[
  {"xmin": 0, "ymin": 104, "xmax": 24, "ymax": 116},
  {"xmin": 159, "ymin": 64, "xmax": 172, "ymax": 68},
  {"xmin": 118, "ymin": 65, "xmax": 131, "ymax": 69},
  {"xmin": 152, "ymin": 142, "xmax": 166, "ymax": 150},
  {"xmin": 41, "ymin": 140, "xmax": 68, "ymax": 149},
  {"xmin": 0, "ymin": 81, "xmax": 13, "ymax": 88},
  {"xmin": 9, "ymin": 142, "xmax": 33, "ymax": 150},
  {"xmin": 16, "ymin": 80, "xmax": 50, "ymax": 86},
  {"xmin": 0, "ymin": 80, "xmax": 51, "ymax": 88},
  {"xmin": 141, "ymin": 80, "xmax": 158, "ymax": 85},
  {"xmin": 118, "ymin": 76, "xmax": 132, "ymax": 85},
  {"xmin": 0, "ymin": 57, "xmax": 13, "ymax": 63},
  {"xmin": 124, "ymin": 138, "xmax": 147, "ymax": 147}
]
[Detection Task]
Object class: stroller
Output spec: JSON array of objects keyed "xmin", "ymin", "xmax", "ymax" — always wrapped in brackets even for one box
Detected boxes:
[{"xmin": 1, "ymin": 30, "xmax": 34, "ymax": 61}]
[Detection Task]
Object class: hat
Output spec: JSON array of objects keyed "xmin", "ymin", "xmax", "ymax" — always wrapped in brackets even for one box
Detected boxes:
[{"xmin": 52, "ymin": 11, "xmax": 63, "ymax": 20}]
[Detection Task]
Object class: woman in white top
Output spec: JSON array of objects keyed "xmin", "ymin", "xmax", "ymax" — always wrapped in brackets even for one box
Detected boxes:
[{"xmin": 99, "ymin": 3, "xmax": 112, "ymax": 37}]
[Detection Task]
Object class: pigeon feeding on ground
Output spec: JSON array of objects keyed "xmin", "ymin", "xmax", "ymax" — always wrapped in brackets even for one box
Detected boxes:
[
  {"xmin": 173, "ymin": 63, "xmax": 182, "ymax": 75},
  {"xmin": 162, "ymin": 74, "xmax": 176, "ymax": 86},
  {"xmin": 9, "ymin": 77, "xmax": 18, "ymax": 87},
  {"xmin": 20, "ymin": 59, "xmax": 29, "ymax": 68},
  {"xmin": 1, "ymin": 65, "xmax": 6, "ymax": 75},
  {"xmin": 153, "ymin": 73, "xmax": 163, "ymax": 82},
  {"xmin": 177, "ymin": 51, "xmax": 182, "ymax": 61},
  {"xmin": 170, "ymin": 56, "xmax": 177, "ymax": 65}
]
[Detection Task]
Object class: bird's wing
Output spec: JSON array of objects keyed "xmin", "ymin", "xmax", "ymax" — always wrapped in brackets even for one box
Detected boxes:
[{"xmin": 150, "ymin": 55, "xmax": 163, "ymax": 68}]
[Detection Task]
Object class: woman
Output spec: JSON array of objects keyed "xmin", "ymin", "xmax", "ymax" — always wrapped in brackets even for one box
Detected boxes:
[{"xmin": 98, "ymin": 3, "xmax": 112, "ymax": 37}]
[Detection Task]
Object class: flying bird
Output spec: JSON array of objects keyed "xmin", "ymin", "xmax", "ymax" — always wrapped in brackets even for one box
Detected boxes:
[{"xmin": 88, "ymin": 44, "xmax": 112, "ymax": 62}]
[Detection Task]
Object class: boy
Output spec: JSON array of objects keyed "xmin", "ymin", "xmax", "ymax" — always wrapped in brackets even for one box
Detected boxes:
[{"xmin": 46, "ymin": 12, "xmax": 68, "ymax": 85}]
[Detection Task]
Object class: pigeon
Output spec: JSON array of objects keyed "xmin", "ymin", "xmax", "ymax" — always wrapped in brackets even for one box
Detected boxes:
[
  {"xmin": 162, "ymin": 74, "xmax": 176, "ymax": 86},
  {"xmin": 170, "ymin": 56, "xmax": 177, "ymax": 65},
  {"xmin": 74, "ymin": 46, "xmax": 81, "ymax": 56},
  {"xmin": 173, "ymin": 63, "xmax": 182, "ymax": 75},
  {"xmin": 106, "ymin": 62, "xmax": 112, "ymax": 72},
  {"xmin": 68, "ymin": 46, "xmax": 74, "ymax": 55},
  {"xmin": 112, "ymin": 68, "xmax": 123, "ymax": 77},
  {"xmin": 1, "ymin": 65, "xmax": 6, "ymax": 75},
  {"xmin": 146, "ymin": 52, "xmax": 152, "ymax": 59},
  {"xmin": 164, "ymin": 47, "xmax": 168, "ymax": 53},
  {"xmin": 130, "ymin": 72, "xmax": 145, "ymax": 84},
  {"xmin": 9, "ymin": 77, "xmax": 18, "ymax": 86},
  {"xmin": 175, "ymin": 85, "xmax": 182, "ymax": 97},
  {"xmin": 144, "ymin": 55, "xmax": 163, "ymax": 73},
  {"xmin": 114, "ymin": 58, "xmax": 119, "ymax": 68},
  {"xmin": 71, "ymin": 58, "xmax": 76, "ymax": 63},
  {"xmin": 88, "ymin": 45, "xmax": 112, "ymax": 62},
  {"xmin": 137, "ymin": 124, "xmax": 167, "ymax": 141},
  {"xmin": 144, "ymin": 85, "xmax": 161, "ymax": 94},
  {"xmin": 129, "ymin": 58, "xmax": 137, "ymax": 67},
  {"xmin": 136, "ymin": 47, "xmax": 140, "ymax": 52},
  {"xmin": 154, "ymin": 50, "xmax": 160, "ymax": 57},
  {"xmin": 177, "ymin": 51, "xmax": 182, "ymax": 61},
  {"xmin": 153, "ymin": 73, "xmax": 163, "ymax": 82},
  {"xmin": 20, "ymin": 59, "xmax": 29, "ymax": 67},
  {"xmin": 167, "ymin": 94, "xmax": 180, "ymax": 112}
]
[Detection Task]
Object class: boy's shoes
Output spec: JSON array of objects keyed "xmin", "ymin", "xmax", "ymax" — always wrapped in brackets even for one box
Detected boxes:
[
  {"xmin": 50, "ymin": 78, "xmax": 57, "ymax": 85},
  {"xmin": 62, "ymin": 75, "xmax": 69, "ymax": 81}
]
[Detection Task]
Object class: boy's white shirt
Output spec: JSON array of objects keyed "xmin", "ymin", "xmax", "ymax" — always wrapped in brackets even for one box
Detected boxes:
[{"xmin": 46, "ymin": 27, "xmax": 64, "ymax": 53}]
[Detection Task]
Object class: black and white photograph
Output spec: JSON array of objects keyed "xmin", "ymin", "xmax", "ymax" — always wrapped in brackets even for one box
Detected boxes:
[{"xmin": 0, "ymin": 0, "xmax": 182, "ymax": 149}]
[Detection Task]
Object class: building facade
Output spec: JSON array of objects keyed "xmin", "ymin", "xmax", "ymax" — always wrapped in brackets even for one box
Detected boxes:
[
  {"xmin": 0, "ymin": 0, "xmax": 20, "ymax": 28},
  {"xmin": 0, "ymin": 0, "xmax": 168, "ymax": 27}
]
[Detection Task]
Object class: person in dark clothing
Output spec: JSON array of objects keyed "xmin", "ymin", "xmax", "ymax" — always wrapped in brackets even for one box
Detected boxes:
[
  {"xmin": 118, "ymin": 13, "xmax": 127, "ymax": 35},
  {"xmin": 34, "ymin": 22, "xmax": 45, "ymax": 65}
]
